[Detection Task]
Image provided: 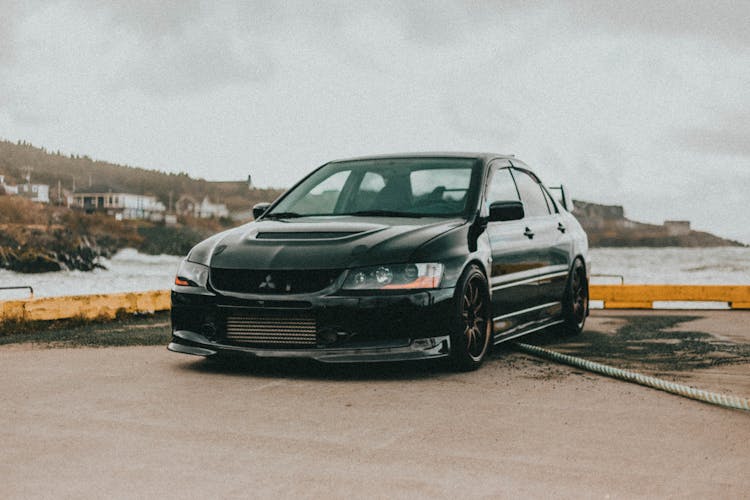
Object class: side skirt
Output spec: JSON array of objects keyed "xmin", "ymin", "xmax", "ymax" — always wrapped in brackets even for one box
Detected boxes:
[{"xmin": 492, "ymin": 319, "xmax": 565, "ymax": 346}]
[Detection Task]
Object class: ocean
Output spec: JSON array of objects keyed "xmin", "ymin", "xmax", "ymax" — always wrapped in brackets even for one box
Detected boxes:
[{"xmin": 0, "ymin": 247, "xmax": 748, "ymax": 300}]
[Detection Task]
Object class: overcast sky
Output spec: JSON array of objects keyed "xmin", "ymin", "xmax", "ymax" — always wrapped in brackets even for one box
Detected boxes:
[{"xmin": 1, "ymin": 1, "xmax": 749, "ymax": 243}]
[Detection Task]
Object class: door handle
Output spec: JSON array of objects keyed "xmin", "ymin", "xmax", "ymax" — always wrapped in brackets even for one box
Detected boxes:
[
  {"xmin": 523, "ymin": 227, "xmax": 534, "ymax": 239},
  {"xmin": 557, "ymin": 222, "xmax": 566, "ymax": 233}
]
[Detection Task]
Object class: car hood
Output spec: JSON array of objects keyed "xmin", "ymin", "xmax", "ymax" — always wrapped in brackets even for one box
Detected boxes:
[{"xmin": 197, "ymin": 216, "xmax": 466, "ymax": 270}]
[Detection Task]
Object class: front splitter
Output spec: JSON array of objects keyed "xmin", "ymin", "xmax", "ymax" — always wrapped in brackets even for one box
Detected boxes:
[{"xmin": 168, "ymin": 329, "xmax": 451, "ymax": 363}]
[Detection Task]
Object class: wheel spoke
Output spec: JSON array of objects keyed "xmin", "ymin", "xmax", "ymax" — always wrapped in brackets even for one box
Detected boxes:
[
  {"xmin": 465, "ymin": 327, "xmax": 475, "ymax": 348},
  {"xmin": 475, "ymin": 327, "xmax": 484, "ymax": 352}
]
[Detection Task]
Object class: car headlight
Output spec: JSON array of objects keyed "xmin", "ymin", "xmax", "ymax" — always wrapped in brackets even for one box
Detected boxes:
[
  {"xmin": 342, "ymin": 263, "xmax": 444, "ymax": 290},
  {"xmin": 174, "ymin": 260, "xmax": 209, "ymax": 288}
]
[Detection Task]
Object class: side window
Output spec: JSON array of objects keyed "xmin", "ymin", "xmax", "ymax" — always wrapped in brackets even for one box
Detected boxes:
[
  {"xmin": 541, "ymin": 186, "xmax": 558, "ymax": 214},
  {"xmin": 486, "ymin": 167, "xmax": 519, "ymax": 205},
  {"xmin": 411, "ymin": 168, "xmax": 472, "ymax": 202},
  {"xmin": 512, "ymin": 169, "xmax": 550, "ymax": 217}
]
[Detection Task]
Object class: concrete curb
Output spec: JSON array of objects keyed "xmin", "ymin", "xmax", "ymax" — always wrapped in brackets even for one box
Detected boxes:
[{"xmin": 0, "ymin": 290, "xmax": 170, "ymax": 323}]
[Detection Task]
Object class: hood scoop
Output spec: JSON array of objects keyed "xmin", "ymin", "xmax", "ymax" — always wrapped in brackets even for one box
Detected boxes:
[{"xmin": 255, "ymin": 231, "xmax": 362, "ymax": 240}]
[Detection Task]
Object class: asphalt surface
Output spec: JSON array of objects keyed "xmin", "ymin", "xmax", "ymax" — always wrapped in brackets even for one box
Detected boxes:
[{"xmin": 1, "ymin": 310, "xmax": 749, "ymax": 498}]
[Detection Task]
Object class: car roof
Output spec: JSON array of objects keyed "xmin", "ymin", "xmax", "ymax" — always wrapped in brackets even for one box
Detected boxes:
[{"xmin": 328, "ymin": 152, "xmax": 515, "ymax": 164}]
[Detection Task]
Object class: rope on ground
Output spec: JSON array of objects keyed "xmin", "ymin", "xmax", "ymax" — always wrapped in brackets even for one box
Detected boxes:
[{"xmin": 514, "ymin": 342, "xmax": 750, "ymax": 412}]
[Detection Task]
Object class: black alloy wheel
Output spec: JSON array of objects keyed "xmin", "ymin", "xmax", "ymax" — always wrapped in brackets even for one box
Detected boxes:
[
  {"xmin": 450, "ymin": 265, "xmax": 491, "ymax": 371},
  {"xmin": 560, "ymin": 259, "xmax": 588, "ymax": 335}
]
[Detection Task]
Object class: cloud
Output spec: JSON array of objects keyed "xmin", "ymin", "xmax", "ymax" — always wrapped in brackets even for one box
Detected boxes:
[
  {"xmin": 113, "ymin": 29, "xmax": 275, "ymax": 96},
  {"xmin": 78, "ymin": 0, "xmax": 203, "ymax": 38},
  {"xmin": 674, "ymin": 112, "xmax": 750, "ymax": 157},
  {"xmin": 677, "ymin": 128, "xmax": 750, "ymax": 158},
  {"xmin": 0, "ymin": 3, "xmax": 15, "ymax": 62},
  {"xmin": 81, "ymin": 2, "xmax": 275, "ymax": 96},
  {"xmin": 565, "ymin": 0, "xmax": 750, "ymax": 49}
]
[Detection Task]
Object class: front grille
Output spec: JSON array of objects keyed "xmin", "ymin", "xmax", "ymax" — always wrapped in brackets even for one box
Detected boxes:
[
  {"xmin": 211, "ymin": 268, "xmax": 341, "ymax": 294},
  {"xmin": 225, "ymin": 313, "xmax": 317, "ymax": 347}
]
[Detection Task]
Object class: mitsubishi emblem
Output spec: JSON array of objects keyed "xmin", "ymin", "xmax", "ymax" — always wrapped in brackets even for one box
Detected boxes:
[{"xmin": 259, "ymin": 274, "xmax": 276, "ymax": 290}]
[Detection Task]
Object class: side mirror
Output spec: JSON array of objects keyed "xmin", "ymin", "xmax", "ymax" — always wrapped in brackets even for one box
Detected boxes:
[
  {"xmin": 489, "ymin": 201, "xmax": 524, "ymax": 222},
  {"xmin": 253, "ymin": 202, "xmax": 271, "ymax": 220},
  {"xmin": 547, "ymin": 185, "xmax": 569, "ymax": 211}
]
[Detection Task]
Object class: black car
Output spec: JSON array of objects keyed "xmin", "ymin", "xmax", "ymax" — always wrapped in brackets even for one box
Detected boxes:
[{"xmin": 169, "ymin": 153, "xmax": 589, "ymax": 370}]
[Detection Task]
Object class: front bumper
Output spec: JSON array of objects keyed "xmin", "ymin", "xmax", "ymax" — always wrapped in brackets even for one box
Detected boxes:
[
  {"xmin": 169, "ymin": 287, "xmax": 456, "ymax": 363},
  {"xmin": 169, "ymin": 329, "xmax": 451, "ymax": 363}
]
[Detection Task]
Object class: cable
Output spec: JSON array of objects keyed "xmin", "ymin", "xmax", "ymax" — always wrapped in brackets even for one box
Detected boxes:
[{"xmin": 514, "ymin": 342, "xmax": 750, "ymax": 412}]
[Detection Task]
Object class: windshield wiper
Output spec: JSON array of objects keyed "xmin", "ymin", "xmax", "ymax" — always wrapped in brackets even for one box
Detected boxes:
[
  {"xmin": 263, "ymin": 211, "xmax": 305, "ymax": 219},
  {"xmin": 345, "ymin": 210, "xmax": 426, "ymax": 218}
]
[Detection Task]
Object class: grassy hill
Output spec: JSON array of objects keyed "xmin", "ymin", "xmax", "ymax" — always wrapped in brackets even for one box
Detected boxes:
[{"xmin": 0, "ymin": 139, "xmax": 283, "ymax": 212}]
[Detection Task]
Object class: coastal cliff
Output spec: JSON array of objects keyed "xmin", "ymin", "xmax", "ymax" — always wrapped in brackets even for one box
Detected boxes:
[{"xmin": 571, "ymin": 200, "xmax": 744, "ymax": 247}]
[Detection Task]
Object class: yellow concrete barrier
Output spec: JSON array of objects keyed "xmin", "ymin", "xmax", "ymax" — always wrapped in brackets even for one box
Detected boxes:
[
  {"xmin": 0, "ymin": 290, "xmax": 171, "ymax": 323},
  {"xmin": 1, "ymin": 284, "xmax": 749, "ymax": 323},
  {"xmin": 590, "ymin": 285, "xmax": 750, "ymax": 309}
]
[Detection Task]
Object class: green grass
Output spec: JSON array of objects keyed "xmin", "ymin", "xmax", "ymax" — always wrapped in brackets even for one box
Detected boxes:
[{"xmin": 0, "ymin": 312, "xmax": 171, "ymax": 348}]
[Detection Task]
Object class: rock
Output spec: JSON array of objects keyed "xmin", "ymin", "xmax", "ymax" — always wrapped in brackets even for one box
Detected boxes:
[{"xmin": 9, "ymin": 249, "xmax": 62, "ymax": 273}]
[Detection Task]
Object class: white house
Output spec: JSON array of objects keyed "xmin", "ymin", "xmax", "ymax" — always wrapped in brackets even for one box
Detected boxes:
[
  {"xmin": 0, "ymin": 174, "xmax": 49, "ymax": 201},
  {"xmin": 16, "ymin": 183, "xmax": 50, "ymax": 203},
  {"xmin": 196, "ymin": 196, "xmax": 229, "ymax": 219},
  {"xmin": 70, "ymin": 185, "xmax": 166, "ymax": 220},
  {"xmin": 176, "ymin": 195, "xmax": 229, "ymax": 219}
]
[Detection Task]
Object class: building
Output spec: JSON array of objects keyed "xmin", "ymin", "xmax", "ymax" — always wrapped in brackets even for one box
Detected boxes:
[
  {"xmin": 0, "ymin": 174, "xmax": 49, "ymax": 202},
  {"xmin": 0, "ymin": 175, "xmax": 16, "ymax": 194},
  {"xmin": 176, "ymin": 195, "xmax": 229, "ymax": 219},
  {"xmin": 70, "ymin": 185, "xmax": 166, "ymax": 220},
  {"xmin": 196, "ymin": 196, "xmax": 229, "ymax": 218},
  {"xmin": 664, "ymin": 220, "xmax": 691, "ymax": 236},
  {"xmin": 16, "ymin": 183, "xmax": 50, "ymax": 203},
  {"xmin": 571, "ymin": 201, "xmax": 626, "ymax": 229},
  {"xmin": 174, "ymin": 195, "xmax": 198, "ymax": 217}
]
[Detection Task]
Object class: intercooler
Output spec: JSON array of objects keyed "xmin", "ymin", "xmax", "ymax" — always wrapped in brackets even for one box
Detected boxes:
[{"xmin": 224, "ymin": 313, "xmax": 317, "ymax": 347}]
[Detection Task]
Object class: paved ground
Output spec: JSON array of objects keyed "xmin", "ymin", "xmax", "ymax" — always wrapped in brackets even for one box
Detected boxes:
[{"xmin": 1, "ymin": 311, "xmax": 749, "ymax": 498}]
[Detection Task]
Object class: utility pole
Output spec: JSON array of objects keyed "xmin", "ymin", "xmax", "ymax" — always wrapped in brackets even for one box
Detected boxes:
[{"xmin": 57, "ymin": 179, "xmax": 62, "ymax": 205}]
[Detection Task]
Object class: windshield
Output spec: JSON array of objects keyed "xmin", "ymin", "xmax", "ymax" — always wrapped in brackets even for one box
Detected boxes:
[{"xmin": 266, "ymin": 158, "xmax": 480, "ymax": 218}]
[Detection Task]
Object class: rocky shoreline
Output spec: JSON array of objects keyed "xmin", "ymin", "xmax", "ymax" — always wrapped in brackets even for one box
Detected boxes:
[
  {"xmin": 0, "ymin": 222, "xmax": 215, "ymax": 274},
  {"xmin": 0, "ymin": 241, "xmax": 109, "ymax": 273}
]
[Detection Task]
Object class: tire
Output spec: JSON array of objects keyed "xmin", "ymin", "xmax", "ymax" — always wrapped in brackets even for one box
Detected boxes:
[
  {"xmin": 449, "ymin": 265, "xmax": 492, "ymax": 371},
  {"xmin": 559, "ymin": 259, "xmax": 588, "ymax": 336}
]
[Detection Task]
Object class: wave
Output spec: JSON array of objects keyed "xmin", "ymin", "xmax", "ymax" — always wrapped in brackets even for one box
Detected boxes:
[{"xmin": 108, "ymin": 248, "xmax": 185, "ymax": 265}]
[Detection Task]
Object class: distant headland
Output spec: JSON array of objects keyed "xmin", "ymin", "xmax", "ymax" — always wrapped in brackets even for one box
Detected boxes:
[{"xmin": 571, "ymin": 200, "xmax": 745, "ymax": 248}]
